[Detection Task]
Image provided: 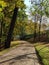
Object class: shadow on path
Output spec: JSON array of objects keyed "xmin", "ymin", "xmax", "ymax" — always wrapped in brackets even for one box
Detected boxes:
[{"xmin": 0, "ymin": 52, "xmax": 38, "ymax": 64}]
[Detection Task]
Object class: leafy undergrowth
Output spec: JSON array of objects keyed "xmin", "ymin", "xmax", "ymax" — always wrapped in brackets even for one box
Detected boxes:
[
  {"xmin": 0, "ymin": 41, "xmax": 21, "ymax": 56},
  {"xmin": 35, "ymin": 42, "xmax": 49, "ymax": 65}
]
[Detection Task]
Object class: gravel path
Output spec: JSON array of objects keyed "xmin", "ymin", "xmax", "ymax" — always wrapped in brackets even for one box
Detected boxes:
[{"xmin": 0, "ymin": 41, "xmax": 41, "ymax": 65}]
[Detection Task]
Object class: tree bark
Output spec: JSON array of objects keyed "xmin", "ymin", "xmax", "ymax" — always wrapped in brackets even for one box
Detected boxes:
[
  {"xmin": 33, "ymin": 15, "xmax": 37, "ymax": 42},
  {"xmin": 39, "ymin": 17, "xmax": 42, "ymax": 41},
  {"xmin": 5, "ymin": 7, "xmax": 18, "ymax": 48},
  {"xmin": 0, "ymin": 20, "xmax": 2, "ymax": 50}
]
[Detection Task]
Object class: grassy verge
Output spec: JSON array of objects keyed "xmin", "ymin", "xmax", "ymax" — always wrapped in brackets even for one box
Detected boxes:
[
  {"xmin": 34, "ymin": 43, "xmax": 49, "ymax": 65},
  {"xmin": 0, "ymin": 41, "xmax": 21, "ymax": 56}
]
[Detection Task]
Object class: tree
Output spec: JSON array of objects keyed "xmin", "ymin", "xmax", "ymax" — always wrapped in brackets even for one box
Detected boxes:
[
  {"xmin": 4, "ymin": 0, "xmax": 26, "ymax": 48},
  {"xmin": 4, "ymin": 6, "xmax": 18, "ymax": 48},
  {"xmin": 17, "ymin": 8, "xmax": 27, "ymax": 39},
  {"xmin": 30, "ymin": 1, "xmax": 39, "ymax": 41},
  {"xmin": 30, "ymin": 0, "xmax": 49, "ymax": 41},
  {"xmin": 0, "ymin": 0, "xmax": 7, "ymax": 45}
]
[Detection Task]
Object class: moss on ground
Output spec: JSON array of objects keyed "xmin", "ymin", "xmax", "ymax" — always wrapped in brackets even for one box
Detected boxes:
[
  {"xmin": 35, "ymin": 43, "xmax": 49, "ymax": 65},
  {"xmin": 0, "ymin": 41, "xmax": 21, "ymax": 55}
]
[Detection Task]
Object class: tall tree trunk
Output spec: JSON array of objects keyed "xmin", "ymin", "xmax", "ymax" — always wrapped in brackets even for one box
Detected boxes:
[
  {"xmin": 0, "ymin": 19, "xmax": 3, "ymax": 50},
  {"xmin": 5, "ymin": 7, "xmax": 18, "ymax": 48},
  {"xmin": 38, "ymin": 0, "xmax": 43, "ymax": 41},
  {"xmin": 34, "ymin": 15, "xmax": 37, "ymax": 42},
  {"xmin": 34, "ymin": 22, "xmax": 36, "ymax": 41},
  {"xmin": 39, "ymin": 16, "xmax": 42, "ymax": 41}
]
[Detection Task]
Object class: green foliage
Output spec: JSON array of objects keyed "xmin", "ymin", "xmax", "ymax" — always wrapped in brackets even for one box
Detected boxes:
[
  {"xmin": 30, "ymin": 0, "xmax": 49, "ymax": 17},
  {"xmin": 0, "ymin": 0, "xmax": 27, "ymax": 42},
  {"xmin": 0, "ymin": 12, "xmax": 4, "ymax": 19},
  {"xmin": 45, "ymin": 7, "xmax": 49, "ymax": 17},
  {"xmin": 0, "ymin": 0, "xmax": 7, "ymax": 20},
  {"xmin": 0, "ymin": 0, "xmax": 7, "ymax": 12}
]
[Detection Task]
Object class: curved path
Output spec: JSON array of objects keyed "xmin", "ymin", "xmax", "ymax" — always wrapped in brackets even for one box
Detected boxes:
[{"xmin": 0, "ymin": 41, "xmax": 41, "ymax": 65}]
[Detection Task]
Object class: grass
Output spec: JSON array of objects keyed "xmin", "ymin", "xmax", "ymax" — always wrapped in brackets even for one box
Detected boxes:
[
  {"xmin": 0, "ymin": 41, "xmax": 21, "ymax": 56},
  {"xmin": 35, "ymin": 43, "xmax": 49, "ymax": 65}
]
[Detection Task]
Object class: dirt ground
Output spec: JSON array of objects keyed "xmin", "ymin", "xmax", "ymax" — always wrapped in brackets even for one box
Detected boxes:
[{"xmin": 0, "ymin": 41, "xmax": 41, "ymax": 65}]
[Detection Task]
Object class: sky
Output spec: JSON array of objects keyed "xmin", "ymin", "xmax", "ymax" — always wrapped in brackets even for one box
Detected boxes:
[
  {"xmin": 24, "ymin": 0, "xmax": 31, "ymax": 15},
  {"xmin": 24, "ymin": 0, "xmax": 31, "ymax": 7}
]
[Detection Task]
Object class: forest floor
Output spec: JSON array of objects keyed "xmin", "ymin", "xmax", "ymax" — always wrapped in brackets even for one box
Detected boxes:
[{"xmin": 0, "ymin": 41, "xmax": 41, "ymax": 65}]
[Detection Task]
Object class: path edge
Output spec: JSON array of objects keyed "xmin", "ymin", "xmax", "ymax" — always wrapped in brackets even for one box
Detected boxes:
[{"xmin": 35, "ymin": 48, "xmax": 44, "ymax": 65}]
